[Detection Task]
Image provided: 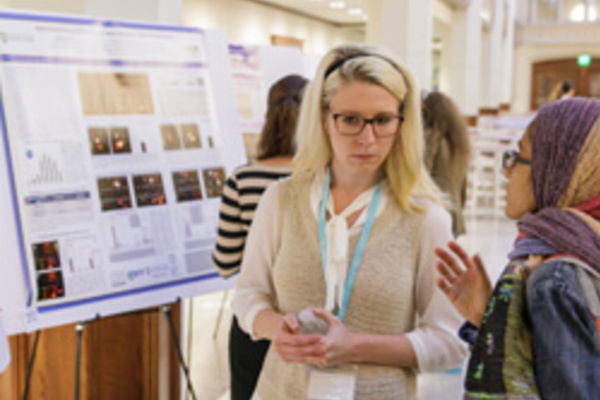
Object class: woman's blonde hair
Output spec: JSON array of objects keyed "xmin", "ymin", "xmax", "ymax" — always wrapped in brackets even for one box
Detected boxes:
[{"xmin": 293, "ymin": 44, "xmax": 440, "ymax": 211}]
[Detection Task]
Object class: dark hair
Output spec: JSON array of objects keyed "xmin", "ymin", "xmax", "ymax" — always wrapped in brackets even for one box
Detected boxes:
[
  {"xmin": 256, "ymin": 74, "xmax": 308, "ymax": 160},
  {"xmin": 561, "ymin": 80, "xmax": 573, "ymax": 94}
]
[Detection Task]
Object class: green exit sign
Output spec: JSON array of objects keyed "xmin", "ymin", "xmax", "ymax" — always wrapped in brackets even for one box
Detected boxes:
[{"xmin": 578, "ymin": 54, "xmax": 592, "ymax": 67}]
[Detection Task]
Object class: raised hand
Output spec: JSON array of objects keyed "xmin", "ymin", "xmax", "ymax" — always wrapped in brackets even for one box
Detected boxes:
[
  {"xmin": 435, "ymin": 241, "xmax": 493, "ymax": 327},
  {"xmin": 272, "ymin": 313, "xmax": 326, "ymax": 365}
]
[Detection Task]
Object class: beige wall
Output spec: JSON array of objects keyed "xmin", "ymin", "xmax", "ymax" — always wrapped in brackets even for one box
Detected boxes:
[
  {"xmin": 0, "ymin": 0, "xmax": 364, "ymax": 57},
  {"xmin": 183, "ymin": 0, "xmax": 364, "ymax": 56},
  {"xmin": 0, "ymin": 0, "xmax": 84, "ymax": 14},
  {"xmin": 512, "ymin": 43, "xmax": 600, "ymax": 112}
]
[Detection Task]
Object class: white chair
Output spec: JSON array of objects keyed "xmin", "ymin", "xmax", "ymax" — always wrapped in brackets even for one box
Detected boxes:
[{"xmin": 466, "ymin": 138, "xmax": 511, "ymax": 217}]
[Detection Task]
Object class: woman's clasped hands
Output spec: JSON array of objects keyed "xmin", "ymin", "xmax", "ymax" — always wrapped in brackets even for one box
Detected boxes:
[{"xmin": 272, "ymin": 308, "xmax": 355, "ymax": 368}]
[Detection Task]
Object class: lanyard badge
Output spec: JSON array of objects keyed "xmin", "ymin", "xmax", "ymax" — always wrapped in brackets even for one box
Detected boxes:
[{"xmin": 318, "ymin": 168, "xmax": 382, "ymax": 322}]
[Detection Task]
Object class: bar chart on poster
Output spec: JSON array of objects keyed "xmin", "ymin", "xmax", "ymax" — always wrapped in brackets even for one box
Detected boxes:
[{"xmin": 0, "ymin": 10, "xmax": 245, "ymax": 335}]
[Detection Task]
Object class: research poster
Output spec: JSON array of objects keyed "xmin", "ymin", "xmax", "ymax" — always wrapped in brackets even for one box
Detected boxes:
[
  {"xmin": 0, "ymin": 12, "xmax": 243, "ymax": 328},
  {"xmin": 228, "ymin": 44, "xmax": 308, "ymax": 162},
  {"xmin": 228, "ymin": 44, "xmax": 266, "ymax": 162}
]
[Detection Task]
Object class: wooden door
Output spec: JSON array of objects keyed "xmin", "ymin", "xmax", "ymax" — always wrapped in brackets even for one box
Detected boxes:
[{"xmin": 531, "ymin": 57, "xmax": 600, "ymax": 110}]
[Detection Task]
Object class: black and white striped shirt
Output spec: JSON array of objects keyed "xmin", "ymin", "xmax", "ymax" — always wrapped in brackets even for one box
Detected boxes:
[{"xmin": 212, "ymin": 164, "xmax": 292, "ymax": 277}]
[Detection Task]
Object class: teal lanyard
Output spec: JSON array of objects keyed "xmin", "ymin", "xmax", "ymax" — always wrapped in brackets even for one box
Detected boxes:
[{"xmin": 318, "ymin": 169, "xmax": 382, "ymax": 322}]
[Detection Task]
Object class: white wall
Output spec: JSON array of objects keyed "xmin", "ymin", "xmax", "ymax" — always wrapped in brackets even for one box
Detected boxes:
[
  {"xmin": 85, "ymin": 0, "xmax": 182, "ymax": 24},
  {"xmin": 479, "ymin": 30, "xmax": 490, "ymax": 108},
  {"xmin": 433, "ymin": 18, "xmax": 453, "ymax": 94},
  {"xmin": 433, "ymin": 0, "xmax": 455, "ymax": 94},
  {"xmin": 515, "ymin": 0, "xmax": 531, "ymax": 23},
  {"xmin": 183, "ymin": 0, "xmax": 364, "ymax": 56},
  {"xmin": 513, "ymin": 43, "xmax": 600, "ymax": 112}
]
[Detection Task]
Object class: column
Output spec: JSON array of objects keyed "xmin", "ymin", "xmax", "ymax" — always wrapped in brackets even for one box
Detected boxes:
[
  {"xmin": 479, "ymin": 0, "xmax": 504, "ymax": 114},
  {"xmin": 85, "ymin": 0, "xmax": 182, "ymax": 24},
  {"xmin": 366, "ymin": 0, "xmax": 434, "ymax": 90},
  {"xmin": 501, "ymin": 0, "xmax": 516, "ymax": 110},
  {"xmin": 450, "ymin": 0, "xmax": 482, "ymax": 123}
]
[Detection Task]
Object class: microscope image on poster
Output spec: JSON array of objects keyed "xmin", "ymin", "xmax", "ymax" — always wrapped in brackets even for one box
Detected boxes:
[
  {"xmin": 97, "ymin": 176, "xmax": 133, "ymax": 211},
  {"xmin": 202, "ymin": 167, "xmax": 226, "ymax": 198},
  {"xmin": 181, "ymin": 123, "xmax": 202, "ymax": 149},
  {"xmin": 88, "ymin": 127, "xmax": 133, "ymax": 155},
  {"xmin": 110, "ymin": 127, "xmax": 132, "ymax": 154},
  {"xmin": 161, "ymin": 124, "xmax": 182, "ymax": 151},
  {"xmin": 32, "ymin": 241, "xmax": 65, "ymax": 301},
  {"xmin": 172, "ymin": 170, "xmax": 203, "ymax": 203},
  {"xmin": 161, "ymin": 123, "xmax": 203, "ymax": 151},
  {"xmin": 132, "ymin": 173, "xmax": 167, "ymax": 207},
  {"xmin": 89, "ymin": 128, "xmax": 111, "ymax": 155}
]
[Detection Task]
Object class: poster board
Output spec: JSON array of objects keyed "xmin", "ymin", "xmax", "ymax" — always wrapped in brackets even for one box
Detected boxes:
[
  {"xmin": 0, "ymin": 10, "xmax": 245, "ymax": 335},
  {"xmin": 228, "ymin": 44, "xmax": 307, "ymax": 161}
]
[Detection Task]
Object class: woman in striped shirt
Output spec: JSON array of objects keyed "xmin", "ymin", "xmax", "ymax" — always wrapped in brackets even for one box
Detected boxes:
[{"xmin": 212, "ymin": 74, "xmax": 308, "ymax": 400}]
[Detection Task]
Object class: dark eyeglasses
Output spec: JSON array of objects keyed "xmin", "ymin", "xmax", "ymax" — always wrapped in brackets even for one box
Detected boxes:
[
  {"xmin": 502, "ymin": 149, "xmax": 531, "ymax": 170},
  {"xmin": 331, "ymin": 113, "xmax": 403, "ymax": 137}
]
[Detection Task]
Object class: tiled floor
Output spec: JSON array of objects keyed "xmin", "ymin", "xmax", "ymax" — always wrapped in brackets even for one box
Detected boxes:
[{"xmin": 185, "ymin": 213, "xmax": 517, "ymax": 400}]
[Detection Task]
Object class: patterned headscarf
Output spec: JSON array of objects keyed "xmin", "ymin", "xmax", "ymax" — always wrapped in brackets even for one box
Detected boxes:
[
  {"xmin": 518, "ymin": 97, "xmax": 600, "ymax": 273},
  {"xmin": 464, "ymin": 98, "xmax": 600, "ymax": 400}
]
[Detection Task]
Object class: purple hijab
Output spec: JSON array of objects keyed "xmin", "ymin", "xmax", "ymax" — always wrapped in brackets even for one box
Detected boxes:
[{"xmin": 516, "ymin": 98, "xmax": 600, "ymax": 273}]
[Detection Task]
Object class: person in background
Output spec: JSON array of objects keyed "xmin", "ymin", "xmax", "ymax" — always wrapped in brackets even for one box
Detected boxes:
[
  {"xmin": 232, "ymin": 44, "xmax": 467, "ymax": 400},
  {"xmin": 548, "ymin": 79, "xmax": 576, "ymax": 103},
  {"xmin": 436, "ymin": 98, "xmax": 600, "ymax": 400},
  {"xmin": 212, "ymin": 74, "xmax": 308, "ymax": 400},
  {"xmin": 422, "ymin": 91, "xmax": 471, "ymax": 236}
]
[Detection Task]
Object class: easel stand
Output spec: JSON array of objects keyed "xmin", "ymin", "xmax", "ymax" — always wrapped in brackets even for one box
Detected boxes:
[
  {"xmin": 74, "ymin": 322, "xmax": 87, "ymax": 400},
  {"xmin": 21, "ymin": 302, "xmax": 198, "ymax": 400},
  {"xmin": 161, "ymin": 304, "xmax": 198, "ymax": 400},
  {"xmin": 21, "ymin": 330, "xmax": 40, "ymax": 400}
]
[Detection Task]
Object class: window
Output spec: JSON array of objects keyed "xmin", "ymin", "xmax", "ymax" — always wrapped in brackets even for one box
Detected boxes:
[
  {"xmin": 537, "ymin": 0, "xmax": 559, "ymax": 22},
  {"xmin": 531, "ymin": 0, "xmax": 599, "ymax": 23}
]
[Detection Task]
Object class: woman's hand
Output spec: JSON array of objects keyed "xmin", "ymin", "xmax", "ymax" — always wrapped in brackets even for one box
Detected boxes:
[
  {"xmin": 435, "ymin": 241, "xmax": 492, "ymax": 327},
  {"xmin": 272, "ymin": 313, "xmax": 327, "ymax": 365},
  {"xmin": 311, "ymin": 308, "xmax": 355, "ymax": 367}
]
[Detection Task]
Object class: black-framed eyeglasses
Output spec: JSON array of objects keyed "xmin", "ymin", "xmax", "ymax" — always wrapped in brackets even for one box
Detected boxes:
[
  {"xmin": 331, "ymin": 113, "xmax": 403, "ymax": 137},
  {"xmin": 502, "ymin": 149, "xmax": 531, "ymax": 170}
]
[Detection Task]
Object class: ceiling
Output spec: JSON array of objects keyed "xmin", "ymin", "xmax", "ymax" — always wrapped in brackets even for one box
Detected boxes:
[
  {"xmin": 251, "ymin": 0, "xmax": 369, "ymax": 25},
  {"xmin": 250, "ymin": 0, "xmax": 471, "ymax": 26}
]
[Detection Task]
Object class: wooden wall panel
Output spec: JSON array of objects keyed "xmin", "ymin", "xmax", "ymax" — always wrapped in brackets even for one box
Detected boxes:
[
  {"xmin": 28, "ymin": 325, "xmax": 80, "ymax": 400},
  {"xmin": 0, "ymin": 335, "xmax": 28, "ymax": 400},
  {"xmin": 531, "ymin": 57, "xmax": 600, "ymax": 110}
]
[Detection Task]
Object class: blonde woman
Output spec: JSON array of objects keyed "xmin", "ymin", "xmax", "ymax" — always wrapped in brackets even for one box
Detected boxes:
[{"xmin": 232, "ymin": 44, "xmax": 467, "ymax": 400}]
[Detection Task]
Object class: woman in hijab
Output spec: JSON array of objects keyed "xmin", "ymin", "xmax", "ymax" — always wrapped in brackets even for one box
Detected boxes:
[{"xmin": 436, "ymin": 97, "xmax": 600, "ymax": 400}]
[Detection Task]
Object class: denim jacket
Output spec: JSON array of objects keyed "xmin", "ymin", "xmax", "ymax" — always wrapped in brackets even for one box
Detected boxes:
[{"xmin": 527, "ymin": 257, "xmax": 600, "ymax": 400}]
